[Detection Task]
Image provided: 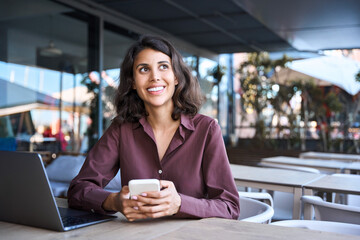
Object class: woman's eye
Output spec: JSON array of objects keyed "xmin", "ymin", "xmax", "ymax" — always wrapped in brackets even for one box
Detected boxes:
[
  {"xmin": 159, "ymin": 64, "xmax": 168, "ymax": 70},
  {"xmin": 139, "ymin": 67, "xmax": 149, "ymax": 73}
]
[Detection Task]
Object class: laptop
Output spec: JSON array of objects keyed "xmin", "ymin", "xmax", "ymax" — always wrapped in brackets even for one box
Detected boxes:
[{"xmin": 0, "ymin": 151, "xmax": 117, "ymax": 231}]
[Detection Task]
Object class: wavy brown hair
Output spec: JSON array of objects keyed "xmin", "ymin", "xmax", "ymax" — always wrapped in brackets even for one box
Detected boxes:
[{"xmin": 114, "ymin": 35, "xmax": 204, "ymax": 123}]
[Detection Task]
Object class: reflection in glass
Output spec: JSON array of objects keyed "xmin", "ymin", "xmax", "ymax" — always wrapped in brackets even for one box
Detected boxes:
[
  {"xmin": 0, "ymin": 0, "xmax": 89, "ymax": 153},
  {"xmin": 198, "ymin": 57, "xmax": 218, "ymax": 120}
]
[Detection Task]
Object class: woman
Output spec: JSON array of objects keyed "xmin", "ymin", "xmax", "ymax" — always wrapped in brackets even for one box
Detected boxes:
[{"xmin": 68, "ymin": 35, "xmax": 240, "ymax": 221}]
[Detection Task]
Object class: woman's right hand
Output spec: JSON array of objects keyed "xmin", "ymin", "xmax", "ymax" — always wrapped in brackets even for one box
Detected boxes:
[{"xmin": 102, "ymin": 186, "xmax": 147, "ymax": 221}]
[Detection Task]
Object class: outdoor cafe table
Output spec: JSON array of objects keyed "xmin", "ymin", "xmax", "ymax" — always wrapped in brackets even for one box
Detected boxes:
[
  {"xmin": 299, "ymin": 151, "xmax": 360, "ymax": 162},
  {"xmin": 261, "ymin": 156, "xmax": 348, "ymax": 173},
  {"xmin": 303, "ymin": 174, "xmax": 360, "ymax": 198},
  {"xmin": 157, "ymin": 217, "xmax": 359, "ymax": 240},
  {"xmin": 230, "ymin": 164, "xmax": 325, "ymax": 219},
  {"xmin": 1, "ymin": 198, "xmax": 357, "ymax": 240},
  {"xmin": 344, "ymin": 161, "xmax": 360, "ymax": 174},
  {"xmin": 303, "ymin": 174, "xmax": 360, "ymax": 219}
]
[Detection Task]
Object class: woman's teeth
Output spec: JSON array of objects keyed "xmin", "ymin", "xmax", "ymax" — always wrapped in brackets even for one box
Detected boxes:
[{"xmin": 148, "ymin": 86, "xmax": 164, "ymax": 92}]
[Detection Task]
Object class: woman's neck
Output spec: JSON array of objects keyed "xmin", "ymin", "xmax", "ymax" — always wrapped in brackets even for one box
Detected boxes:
[{"xmin": 146, "ymin": 106, "xmax": 179, "ymax": 131}]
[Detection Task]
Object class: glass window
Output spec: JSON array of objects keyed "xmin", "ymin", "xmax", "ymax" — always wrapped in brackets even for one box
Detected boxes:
[
  {"xmin": 102, "ymin": 23, "xmax": 136, "ymax": 129},
  {"xmin": 198, "ymin": 57, "xmax": 218, "ymax": 120},
  {"xmin": 0, "ymin": 0, "xmax": 226, "ymax": 154},
  {"xmin": 0, "ymin": 0, "xmax": 89, "ymax": 153},
  {"xmin": 218, "ymin": 54, "xmax": 231, "ymax": 134}
]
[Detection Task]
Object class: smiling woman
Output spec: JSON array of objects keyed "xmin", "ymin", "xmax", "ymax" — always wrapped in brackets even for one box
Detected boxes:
[
  {"xmin": 114, "ymin": 35, "xmax": 204, "ymax": 123},
  {"xmin": 67, "ymin": 35, "xmax": 240, "ymax": 222},
  {"xmin": 132, "ymin": 48, "xmax": 178, "ymax": 111}
]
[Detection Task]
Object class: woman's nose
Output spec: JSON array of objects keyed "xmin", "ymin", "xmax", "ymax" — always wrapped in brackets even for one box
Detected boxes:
[{"xmin": 151, "ymin": 69, "xmax": 160, "ymax": 81}]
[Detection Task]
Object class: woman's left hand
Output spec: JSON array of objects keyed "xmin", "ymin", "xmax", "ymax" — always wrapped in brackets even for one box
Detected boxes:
[{"xmin": 132, "ymin": 180, "xmax": 181, "ymax": 219}]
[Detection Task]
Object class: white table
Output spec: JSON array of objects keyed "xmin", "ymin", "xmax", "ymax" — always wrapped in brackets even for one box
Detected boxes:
[
  {"xmin": 344, "ymin": 162, "xmax": 360, "ymax": 174},
  {"xmin": 0, "ymin": 198, "xmax": 193, "ymax": 240},
  {"xmin": 0, "ymin": 198, "xmax": 357, "ymax": 240},
  {"xmin": 230, "ymin": 164, "xmax": 324, "ymax": 219},
  {"xmin": 300, "ymin": 151, "xmax": 360, "ymax": 162},
  {"xmin": 157, "ymin": 218, "xmax": 359, "ymax": 240},
  {"xmin": 261, "ymin": 156, "xmax": 349, "ymax": 173},
  {"xmin": 304, "ymin": 175, "xmax": 360, "ymax": 196}
]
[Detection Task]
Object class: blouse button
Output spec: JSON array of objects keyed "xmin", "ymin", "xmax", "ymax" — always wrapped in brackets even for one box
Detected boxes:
[{"xmin": 158, "ymin": 169, "xmax": 163, "ymax": 174}]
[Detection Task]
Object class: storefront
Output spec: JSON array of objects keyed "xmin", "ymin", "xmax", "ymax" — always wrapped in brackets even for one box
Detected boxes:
[{"xmin": 0, "ymin": 0, "xmax": 232, "ymax": 153}]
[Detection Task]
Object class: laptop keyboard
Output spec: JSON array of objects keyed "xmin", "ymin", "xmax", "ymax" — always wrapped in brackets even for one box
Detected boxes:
[
  {"xmin": 61, "ymin": 216, "xmax": 96, "ymax": 227},
  {"xmin": 58, "ymin": 207, "xmax": 116, "ymax": 228}
]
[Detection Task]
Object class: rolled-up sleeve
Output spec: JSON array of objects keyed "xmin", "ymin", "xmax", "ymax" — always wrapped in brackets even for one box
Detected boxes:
[
  {"xmin": 67, "ymin": 122, "xmax": 120, "ymax": 214},
  {"xmin": 174, "ymin": 120, "xmax": 240, "ymax": 219}
]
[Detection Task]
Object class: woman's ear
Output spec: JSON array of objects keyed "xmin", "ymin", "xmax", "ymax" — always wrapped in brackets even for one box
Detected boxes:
[{"xmin": 175, "ymin": 77, "xmax": 178, "ymax": 85}]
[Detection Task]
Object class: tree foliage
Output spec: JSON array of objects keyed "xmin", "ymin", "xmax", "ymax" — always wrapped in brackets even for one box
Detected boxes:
[
  {"xmin": 237, "ymin": 53, "xmax": 345, "ymax": 151},
  {"xmin": 238, "ymin": 52, "xmax": 291, "ymax": 141},
  {"xmin": 81, "ymin": 72, "xmax": 116, "ymax": 151}
]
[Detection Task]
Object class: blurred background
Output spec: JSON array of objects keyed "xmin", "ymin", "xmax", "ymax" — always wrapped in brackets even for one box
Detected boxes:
[{"xmin": 0, "ymin": 0, "xmax": 359, "ymax": 164}]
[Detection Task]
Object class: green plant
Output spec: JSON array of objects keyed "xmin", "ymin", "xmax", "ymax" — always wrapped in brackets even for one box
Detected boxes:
[
  {"xmin": 292, "ymin": 80, "xmax": 344, "ymax": 151},
  {"xmin": 210, "ymin": 64, "xmax": 226, "ymax": 85},
  {"xmin": 237, "ymin": 52, "xmax": 347, "ymax": 152},
  {"xmin": 208, "ymin": 64, "xmax": 226, "ymax": 120},
  {"xmin": 81, "ymin": 72, "xmax": 116, "ymax": 151},
  {"xmin": 237, "ymin": 52, "xmax": 292, "ymax": 143}
]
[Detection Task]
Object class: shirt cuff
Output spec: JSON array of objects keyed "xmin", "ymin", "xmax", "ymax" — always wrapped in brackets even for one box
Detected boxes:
[
  {"xmin": 85, "ymin": 188, "xmax": 116, "ymax": 215},
  {"xmin": 173, "ymin": 193, "xmax": 200, "ymax": 219}
]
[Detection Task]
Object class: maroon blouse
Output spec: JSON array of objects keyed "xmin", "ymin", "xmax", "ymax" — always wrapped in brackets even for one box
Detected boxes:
[{"xmin": 68, "ymin": 114, "xmax": 240, "ymax": 219}]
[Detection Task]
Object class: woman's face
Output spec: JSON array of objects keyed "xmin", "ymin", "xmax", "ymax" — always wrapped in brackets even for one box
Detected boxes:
[{"xmin": 132, "ymin": 48, "xmax": 178, "ymax": 112}]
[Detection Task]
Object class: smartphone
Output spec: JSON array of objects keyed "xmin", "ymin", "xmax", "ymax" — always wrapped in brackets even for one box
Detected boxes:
[{"xmin": 128, "ymin": 179, "xmax": 160, "ymax": 196}]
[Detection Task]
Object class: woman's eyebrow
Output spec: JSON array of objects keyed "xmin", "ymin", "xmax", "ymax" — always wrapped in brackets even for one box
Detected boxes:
[
  {"xmin": 158, "ymin": 60, "xmax": 170, "ymax": 64},
  {"xmin": 135, "ymin": 60, "xmax": 170, "ymax": 69},
  {"xmin": 135, "ymin": 63, "xmax": 148, "ymax": 69}
]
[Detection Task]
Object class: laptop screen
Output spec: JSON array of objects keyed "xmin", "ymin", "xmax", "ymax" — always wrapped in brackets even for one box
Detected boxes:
[{"xmin": 0, "ymin": 151, "xmax": 116, "ymax": 231}]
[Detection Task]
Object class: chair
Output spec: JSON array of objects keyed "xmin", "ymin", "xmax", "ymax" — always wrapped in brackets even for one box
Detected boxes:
[
  {"xmin": 332, "ymin": 173, "xmax": 360, "ymax": 206},
  {"xmin": 302, "ymin": 195, "xmax": 360, "ymax": 224},
  {"xmin": 257, "ymin": 162, "xmax": 321, "ymax": 220},
  {"xmin": 271, "ymin": 220, "xmax": 360, "ymax": 236},
  {"xmin": 0, "ymin": 137, "xmax": 17, "ymax": 151},
  {"xmin": 238, "ymin": 191, "xmax": 273, "ymax": 207},
  {"xmin": 46, "ymin": 155, "xmax": 121, "ymax": 197},
  {"xmin": 34, "ymin": 151, "xmax": 53, "ymax": 166},
  {"xmin": 238, "ymin": 195, "xmax": 274, "ymax": 224},
  {"xmin": 257, "ymin": 162, "xmax": 321, "ymax": 173}
]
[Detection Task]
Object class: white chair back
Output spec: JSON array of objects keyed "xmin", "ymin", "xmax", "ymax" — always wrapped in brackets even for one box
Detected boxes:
[
  {"xmin": 238, "ymin": 191, "xmax": 273, "ymax": 207},
  {"xmin": 332, "ymin": 174, "xmax": 360, "ymax": 207},
  {"xmin": 257, "ymin": 163, "xmax": 320, "ymax": 220},
  {"xmin": 238, "ymin": 195, "xmax": 274, "ymax": 224},
  {"xmin": 271, "ymin": 220, "xmax": 360, "ymax": 236},
  {"xmin": 258, "ymin": 162, "xmax": 321, "ymax": 174},
  {"xmin": 302, "ymin": 195, "xmax": 360, "ymax": 224}
]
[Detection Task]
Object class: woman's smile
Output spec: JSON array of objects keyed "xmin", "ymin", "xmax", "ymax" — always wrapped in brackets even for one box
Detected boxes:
[
  {"xmin": 147, "ymin": 85, "xmax": 165, "ymax": 94},
  {"xmin": 132, "ymin": 48, "xmax": 178, "ymax": 110}
]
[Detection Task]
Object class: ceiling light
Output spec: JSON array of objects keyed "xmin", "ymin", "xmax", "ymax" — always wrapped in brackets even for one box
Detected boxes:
[{"xmin": 40, "ymin": 40, "xmax": 63, "ymax": 57}]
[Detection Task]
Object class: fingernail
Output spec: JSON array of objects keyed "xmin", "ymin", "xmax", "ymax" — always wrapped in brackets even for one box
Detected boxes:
[
  {"xmin": 131, "ymin": 196, "xmax": 138, "ymax": 200},
  {"xmin": 133, "ymin": 206, "xmax": 139, "ymax": 210},
  {"xmin": 141, "ymin": 193, "xmax": 147, "ymax": 197}
]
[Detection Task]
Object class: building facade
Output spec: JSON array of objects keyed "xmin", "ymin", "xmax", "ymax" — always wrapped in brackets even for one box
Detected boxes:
[{"xmin": 0, "ymin": 0, "xmax": 233, "ymax": 153}]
